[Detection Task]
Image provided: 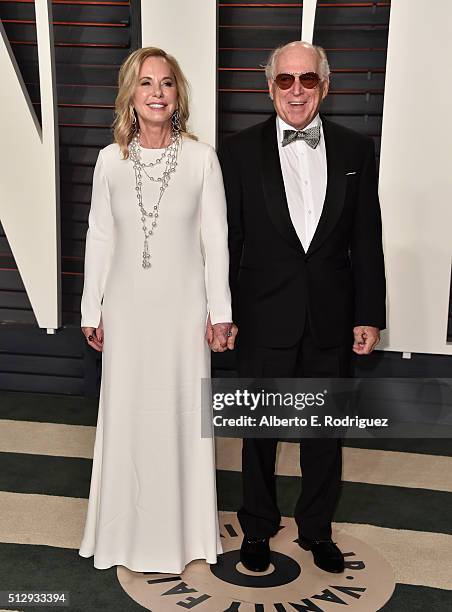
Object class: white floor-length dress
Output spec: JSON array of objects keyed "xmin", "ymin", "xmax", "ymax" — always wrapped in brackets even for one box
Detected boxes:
[{"xmin": 79, "ymin": 137, "xmax": 231, "ymax": 573}]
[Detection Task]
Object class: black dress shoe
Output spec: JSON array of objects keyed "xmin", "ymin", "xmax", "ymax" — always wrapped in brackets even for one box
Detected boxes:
[
  {"xmin": 240, "ymin": 537, "xmax": 270, "ymax": 572},
  {"xmin": 298, "ymin": 537, "xmax": 345, "ymax": 573}
]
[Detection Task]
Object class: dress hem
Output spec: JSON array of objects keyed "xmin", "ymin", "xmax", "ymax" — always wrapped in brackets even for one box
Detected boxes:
[{"xmin": 78, "ymin": 549, "xmax": 222, "ymax": 574}]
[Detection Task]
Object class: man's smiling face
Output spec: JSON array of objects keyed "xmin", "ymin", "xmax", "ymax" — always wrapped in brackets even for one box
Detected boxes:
[{"xmin": 268, "ymin": 44, "xmax": 329, "ymax": 130}]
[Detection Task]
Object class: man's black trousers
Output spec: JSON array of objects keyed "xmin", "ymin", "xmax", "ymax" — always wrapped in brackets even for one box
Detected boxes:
[{"xmin": 236, "ymin": 322, "xmax": 352, "ymax": 541}]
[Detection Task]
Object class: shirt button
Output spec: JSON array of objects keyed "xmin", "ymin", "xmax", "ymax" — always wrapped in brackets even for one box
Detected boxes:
[{"xmin": 308, "ymin": 210, "xmax": 312, "ymax": 215}]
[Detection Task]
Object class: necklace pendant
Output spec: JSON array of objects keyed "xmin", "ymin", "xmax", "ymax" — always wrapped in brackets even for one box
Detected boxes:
[
  {"xmin": 142, "ymin": 253, "xmax": 151, "ymax": 268},
  {"xmin": 142, "ymin": 238, "xmax": 151, "ymax": 269}
]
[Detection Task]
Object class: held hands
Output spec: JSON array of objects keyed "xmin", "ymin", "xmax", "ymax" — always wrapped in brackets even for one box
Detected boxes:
[
  {"xmin": 353, "ymin": 325, "xmax": 380, "ymax": 355},
  {"xmin": 82, "ymin": 318, "xmax": 104, "ymax": 352},
  {"xmin": 83, "ymin": 316, "xmax": 238, "ymax": 354},
  {"xmin": 205, "ymin": 314, "xmax": 238, "ymax": 352}
]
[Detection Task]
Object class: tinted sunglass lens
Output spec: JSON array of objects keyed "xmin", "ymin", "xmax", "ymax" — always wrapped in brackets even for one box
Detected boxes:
[
  {"xmin": 275, "ymin": 73, "xmax": 295, "ymax": 89},
  {"xmin": 275, "ymin": 72, "xmax": 320, "ymax": 90},
  {"xmin": 300, "ymin": 72, "xmax": 320, "ymax": 89}
]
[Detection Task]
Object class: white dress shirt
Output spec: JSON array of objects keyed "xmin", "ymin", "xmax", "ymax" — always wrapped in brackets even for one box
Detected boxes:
[{"xmin": 276, "ymin": 114, "xmax": 327, "ymax": 252}]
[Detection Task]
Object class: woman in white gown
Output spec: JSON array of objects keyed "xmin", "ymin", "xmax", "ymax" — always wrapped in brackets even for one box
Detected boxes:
[{"xmin": 79, "ymin": 47, "xmax": 234, "ymax": 573}]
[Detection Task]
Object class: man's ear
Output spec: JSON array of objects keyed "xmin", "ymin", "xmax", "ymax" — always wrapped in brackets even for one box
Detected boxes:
[
  {"xmin": 267, "ymin": 79, "xmax": 274, "ymax": 100},
  {"xmin": 321, "ymin": 77, "xmax": 330, "ymax": 100}
]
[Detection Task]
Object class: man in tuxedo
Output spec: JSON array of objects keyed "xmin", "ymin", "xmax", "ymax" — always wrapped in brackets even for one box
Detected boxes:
[{"xmin": 218, "ymin": 41, "xmax": 386, "ymax": 573}]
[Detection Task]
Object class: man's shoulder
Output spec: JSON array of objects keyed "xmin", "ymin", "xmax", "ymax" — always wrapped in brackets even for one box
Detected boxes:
[{"xmin": 321, "ymin": 116, "xmax": 374, "ymax": 150}]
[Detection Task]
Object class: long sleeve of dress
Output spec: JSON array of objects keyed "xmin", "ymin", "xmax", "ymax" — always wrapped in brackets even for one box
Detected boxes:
[
  {"xmin": 81, "ymin": 149, "xmax": 115, "ymax": 328},
  {"xmin": 200, "ymin": 146, "xmax": 232, "ymax": 325}
]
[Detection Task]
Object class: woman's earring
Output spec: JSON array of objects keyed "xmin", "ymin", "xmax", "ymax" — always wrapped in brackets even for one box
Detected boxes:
[
  {"xmin": 171, "ymin": 109, "xmax": 181, "ymax": 134},
  {"xmin": 131, "ymin": 109, "xmax": 137, "ymax": 131}
]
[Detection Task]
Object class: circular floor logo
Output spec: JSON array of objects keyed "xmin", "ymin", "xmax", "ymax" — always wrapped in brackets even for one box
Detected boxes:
[{"xmin": 117, "ymin": 512, "xmax": 395, "ymax": 611}]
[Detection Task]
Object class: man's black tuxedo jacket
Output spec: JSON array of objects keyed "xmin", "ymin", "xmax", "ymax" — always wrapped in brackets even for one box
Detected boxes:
[{"xmin": 218, "ymin": 114, "xmax": 386, "ymax": 349}]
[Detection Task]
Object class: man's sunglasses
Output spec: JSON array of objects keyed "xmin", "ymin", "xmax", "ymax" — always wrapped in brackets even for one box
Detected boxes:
[{"xmin": 274, "ymin": 72, "xmax": 321, "ymax": 90}]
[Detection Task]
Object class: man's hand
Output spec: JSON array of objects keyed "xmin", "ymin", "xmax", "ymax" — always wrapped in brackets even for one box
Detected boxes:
[
  {"xmin": 226, "ymin": 323, "xmax": 238, "ymax": 350},
  {"xmin": 82, "ymin": 319, "xmax": 104, "ymax": 352},
  {"xmin": 205, "ymin": 315, "xmax": 238, "ymax": 352},
  {"xmin": 353, "ymin": 326, "xmax": 380, "ymax": 355},
  {"xmin": 211, "ymin": 322, "xmax": 231, "ymax": 352}
]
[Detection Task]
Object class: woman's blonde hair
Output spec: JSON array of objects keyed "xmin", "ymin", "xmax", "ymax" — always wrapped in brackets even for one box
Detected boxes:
[{"xmin": 113, "ymin": 47, "xmax": 196, "ymax": 159}]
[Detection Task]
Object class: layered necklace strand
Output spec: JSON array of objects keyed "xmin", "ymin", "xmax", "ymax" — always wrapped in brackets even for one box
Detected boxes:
[{"xmin": 129, "ymin": 131, "xmax": 180, "ymax": 269}]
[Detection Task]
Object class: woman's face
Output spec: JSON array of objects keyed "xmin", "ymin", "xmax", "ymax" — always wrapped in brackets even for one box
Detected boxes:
[{"xmin": 132, "ymin": 56, "xmax": 178, "ymax": 129}]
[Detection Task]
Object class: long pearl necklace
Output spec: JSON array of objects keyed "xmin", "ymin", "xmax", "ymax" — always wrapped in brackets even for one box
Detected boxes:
[{"xmin": 129, "ymin": 131, "xmax": 180, "ymax": 269}]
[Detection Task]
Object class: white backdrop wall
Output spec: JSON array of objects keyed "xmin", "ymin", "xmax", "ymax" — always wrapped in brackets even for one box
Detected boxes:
[
  {"xmin": 141, "ymin": 0, "xmax": 217, "ymax": 147},
  {"xmin": 378, "ymin": 0, "xmax": 452, "ymax": 355},
  {"xmin": 0, "ymin": 0, "xmax": 60, "ymax": 330}
]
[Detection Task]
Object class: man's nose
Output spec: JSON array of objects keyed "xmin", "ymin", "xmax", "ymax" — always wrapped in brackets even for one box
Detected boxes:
[{"xmin": 291, "ymin": 76, "xmax": 303, "ymax": 95}]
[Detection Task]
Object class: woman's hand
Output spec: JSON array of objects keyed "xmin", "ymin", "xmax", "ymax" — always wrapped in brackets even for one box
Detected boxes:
[
  {"xmin": 205, "ymin": 315, "xmax": 238, "ymax": 352},
  {"xmin": 82, "ymin": 319, "xmax": 104, "ymax": 352}
]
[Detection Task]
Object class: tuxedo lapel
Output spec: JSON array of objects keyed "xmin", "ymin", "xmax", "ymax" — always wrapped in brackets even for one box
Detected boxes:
[
  {"xmin": 261, "ymin": 115, "xmax": 304, "ymax": 253},
  {"xmin": 306, "ymin": 117, "xmax": 347, "ymax": 257}
]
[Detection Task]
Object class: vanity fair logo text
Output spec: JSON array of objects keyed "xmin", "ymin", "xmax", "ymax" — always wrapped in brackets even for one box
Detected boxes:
[{"xmin": 117, "ymin": 513, "xmax": 396, "ymax": 611}]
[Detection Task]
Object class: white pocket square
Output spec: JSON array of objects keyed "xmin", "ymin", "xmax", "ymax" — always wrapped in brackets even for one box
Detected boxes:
[{"xmin": 346, "ymin": 171, "xmax": 357, "ymax": 176}]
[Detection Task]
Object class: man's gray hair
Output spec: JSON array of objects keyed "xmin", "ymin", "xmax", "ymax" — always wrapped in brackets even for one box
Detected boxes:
[{"xmin": 264, "ymin": 41, "xmax": 331, "ymax": 81}]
